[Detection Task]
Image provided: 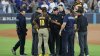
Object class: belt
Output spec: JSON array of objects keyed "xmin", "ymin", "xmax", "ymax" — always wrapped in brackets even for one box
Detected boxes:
[{"xmin": 39, "ymin": 28, "xmax": 48, "ymax": 29}]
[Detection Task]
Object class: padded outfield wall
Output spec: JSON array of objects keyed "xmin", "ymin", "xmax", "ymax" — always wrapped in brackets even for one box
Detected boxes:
[{"xmin": 0, "ymin": 13, "xmax": 100, "ymax": 24}]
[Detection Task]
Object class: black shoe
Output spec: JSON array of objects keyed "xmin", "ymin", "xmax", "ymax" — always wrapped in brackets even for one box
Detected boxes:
[
  {"xmin": 56, "ymin": 54, "xmax": 59, "ymax": 56},
  {"xmin": 20, "ymin": 53, "xmax": 27, "ymax": 56},
  {"xmin": 32, "ymin": 54, "xmax": 38, "ymax": 56},
  {"xmin": 50, "ymin": 54, "xmax": 55, "ymax": 56},
  {"xmin": 11, "ymin": 48, "xmax": 16, "ymax": 55},
  {"xmin": 79, "ymin": 54, "xmax": 84, "ymax": 56}
]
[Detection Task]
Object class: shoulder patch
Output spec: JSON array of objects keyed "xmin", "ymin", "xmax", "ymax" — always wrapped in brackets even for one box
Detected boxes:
[{"xmin": 68, "ymin": 17, "xmax": 74, "ymax": 19}]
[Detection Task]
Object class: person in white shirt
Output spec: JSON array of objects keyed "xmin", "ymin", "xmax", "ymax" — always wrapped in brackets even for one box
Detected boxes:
[
  {"xmin": 48, "ymin": 0, "xmax": 56, "ymax": 13},
  {"xmin": 98, "ymin": 0, "xmax": 100, "ymax": 13},
  {"xmin": 57, "ymin": 0, "xmax": 65, "ymax": 9},
  {"xmin": 41, "ymin": 1, "xmax": 49, "ymax": 10},
  {"xmin": 83, "ymin": 1, "xmax": 88, "ymax": 13},
  {"xmin": 1, "ymin": 0, "xmax": 11, "ymax": 13}
]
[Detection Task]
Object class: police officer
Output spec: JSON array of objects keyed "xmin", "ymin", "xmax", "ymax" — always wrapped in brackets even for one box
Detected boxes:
[
  {"xmin": 31, "ymin": 7, "xmax": 43, "ymax": 56},
  {"xmin": 35, "ymin": 7, "xmax": 50, "ymax": 56},
  {"xmin": 11, "ymin": 9, "xmax": 27, "ymax": 56},
  {"xmin": 58, "ymin": 5, "xmax": 66, "ymax": 56},
  {"xmin": 76, "ymin": 7, "xmax": 89, "ymax": 56},
  {"xmin": 49, "ymin": 7, "xmax": 62, "ymax": 56},
  {"xmin": 59, "ymin": 8, "xmax": 75, "ymax": 56}
]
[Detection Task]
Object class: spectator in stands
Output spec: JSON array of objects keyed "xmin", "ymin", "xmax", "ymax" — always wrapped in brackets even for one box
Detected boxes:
[
  {"xmin": 67, "ymin": 0, "xmax": 75, "ymax": 7},
  {"xmin": 48, "ymin": 0, "xmax": 56, "ymax": 13},
  {"xmin": 1, "ymin": 0, "xmax": 12, "ymax": 13},
  {"xmin": 15, "ymin": 0, "xmax": 22, "ymax": 12},
  {"xmin": 83, "ymin": 0, "xmax": 88, "ymax": 13},
  {"xmin": 20, "ymin": 0, "xmax": 29, "ymax": 12},
  {"xmin": 88, "ymin": 0, "xmax": 98, "ymax": 12},
  {"xmin": 41, "ymin": 1, "xmax": 49, "ymax": 10},
  {"xmin": 27, "ymin": 1, "xmax": 35, "ymax": 13},
  {"xmin": 57, "ymin": 0, "xmax": 65, "ymax": 8},
  {"xmin": 0, "ymin": 1, "xmax": 4, "ymax": 13},
  {"xmin": 98, "ymin": 0, "xmax": 100, "ymax": 13},
  {"xmin": 54, "ymin": 0, "xmax": 58, "ymax": 2}
]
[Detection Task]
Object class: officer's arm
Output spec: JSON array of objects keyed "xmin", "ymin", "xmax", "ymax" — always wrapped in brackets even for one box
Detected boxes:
[
  {"xmin": 60, "ymin": 22, "xmax": 66, "ymax": 32},
  {"xmin": 30, "ymin": 13, "xmax": 35, "ymax": 25},
  {"xmin": 54, "ymin": 21, "xmax": 61, "ymax": 26},
  {"xmin": 59, "ymin": 22, "xmax": 66, "ymax": 36}
]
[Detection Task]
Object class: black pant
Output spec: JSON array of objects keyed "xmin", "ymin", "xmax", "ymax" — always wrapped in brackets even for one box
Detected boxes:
[
  {"xmin": 78, "ymin": 32, "xmax": 89, "ymax": 56},
  {"xmin": 13, "ymin": 31, "xmax": 26, "ymax": 55},
  {"xmin": 32, "ymin": 32, "xmax": 38, "ymax": 55},
  {"xmin": 49, "ymin": 30, "xmax": 60, "ymax": 55},
  {"xmin": 61, "ymin": 30, "xmax": 74, "ymax": 56},
  {"xmin": 32, "ymin": 29, "xmax": 45, "ymax": 55}
]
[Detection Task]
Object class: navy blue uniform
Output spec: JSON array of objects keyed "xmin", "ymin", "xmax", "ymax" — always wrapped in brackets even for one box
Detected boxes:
[
  {"xmin": 13, "ymin": 13, "xmax": 27, "ymax": 55},
  {"xmin": 62, "ymin": 14, "xmax": 75, "ymax": 56},
  {"xmin": 59, "ymin": 10, "xmax": 66, "ymax": 55},
  {"xmin": 49, "ymin": 13, "xmax": 62, "ymax": 56}
]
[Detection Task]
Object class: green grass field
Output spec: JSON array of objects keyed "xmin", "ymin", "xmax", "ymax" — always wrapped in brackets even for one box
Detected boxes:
[{"xmin": 0, "ymin": 24, "xmax": 100, "ymax": 56}]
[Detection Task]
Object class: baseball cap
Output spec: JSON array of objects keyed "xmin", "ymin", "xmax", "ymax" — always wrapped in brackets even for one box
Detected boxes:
[
  {"xmin": 19, "ymin": 9, "xmax": 25, "ymax": 12},
  {"xmin": 76, "ymin": 7, "xmax": 84, "ymax": 13},
  {"xmin": 53, "ymin": 7, "xmax": 58, "ymax": 11}
]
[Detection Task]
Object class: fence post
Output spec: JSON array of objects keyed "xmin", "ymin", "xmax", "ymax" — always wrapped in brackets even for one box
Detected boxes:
[{"xmin": 93, "ymin": 13, "xmax": 96, "ymax": 24}]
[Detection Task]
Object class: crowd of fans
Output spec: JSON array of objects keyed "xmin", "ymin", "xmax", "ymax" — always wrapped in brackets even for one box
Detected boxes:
[{"xmin": 0, "ymin": 0, "xmax": 100, "ymax": 13}]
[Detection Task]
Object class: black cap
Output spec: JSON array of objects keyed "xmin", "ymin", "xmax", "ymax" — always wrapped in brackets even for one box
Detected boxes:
[
  {"xmin": 53, "ymin": 7, "xmax": 58, "ymax": 11},
  {"xmin": 76, "ymin": 7, "xmax": 84, "ymax": 13},
  {"xmin": 19, "ymin": 9, "xmax": 25, "ymax": 12},
  {"xmin": 42, "ymin": 7, "xmax": 47, "ymax": 12},
  {"xmin": 66, "ymin": 7, "xmax": 71, "ymax": 11},
  {"xmin": 66, "ymin": 7, "xmax": 73, "ymax": 13},
  {"xmin": 59, "ymin": 4, "xmax": 63, "ymax": 7}
]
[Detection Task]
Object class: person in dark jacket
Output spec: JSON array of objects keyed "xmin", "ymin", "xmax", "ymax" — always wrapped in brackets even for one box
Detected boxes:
[
  {"xmin": 76, "ymin": 7, "xmax": 89, "ymax": 56},
  {"xmin": 11, "ymin": 9, "xmax": 27, "ymax": 56},
  {"xmin": 58, "ymin": 4, "xmax": 66, "ymax": 56},
  {"xmin": 49, "ymin": 7, "xmax": 62, "ymax": 56},
  {"xmin": 31, "ymin": 7, "xmax": 45, "ymax": 56},
  {"xmin": 31, "ymin": 7, "xmax": 42, "ymax": 56}
]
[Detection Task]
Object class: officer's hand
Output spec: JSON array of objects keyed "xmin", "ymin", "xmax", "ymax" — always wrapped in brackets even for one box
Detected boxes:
[
  {"xmin": 51, "ymin": 20, "xmax": 56, "ymax": 23},
  {"xmin": 36, "ymin": 29, "xmax": 39, "ymax": 32},
  {"xmin": 59, "ymin": 31, "xmax": 61, "ymax": 36}
]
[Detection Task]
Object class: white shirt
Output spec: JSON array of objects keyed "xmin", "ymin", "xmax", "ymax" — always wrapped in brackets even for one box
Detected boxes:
[
  {"xmin": 49, "ymin": 2, "xmax": 56, "ymax": 13},
  {"xmin": 83, "ymin": 3, "xmax": 88, "ymax": 12},
  {"xmin": 1, "ymin": 1, "xmax": 9, "ymax": 5},
  {"xmin": 98, "ymin": 1, "xmax": 100, "ymax": 8},
  {"xmin": 57, "ymin": 2, "xmax": 65, "ymax": 7},
  {"xmin": 83, "ymin": 3, "xmax": 88, "ymax": 9},
  {"xmin": 41, "ymin": 4, "xmax": 49, "ymax": 10}
]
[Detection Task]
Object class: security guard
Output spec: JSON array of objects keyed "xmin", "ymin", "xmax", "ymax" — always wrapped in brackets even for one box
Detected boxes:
[
  {"xmin": 35, "ymin": 7, "xmax": 50, "ymax": 56},
  {"xmin": 11, "ymin": 9, "xmax": 27, "ymax": 56},
  {"xmin": 76, "ymin": 7, "xmax": 89, "ymax": 56},
  {"xmin": 49, "ymin": 7, "xmax": 62, "ymax": 56},
  {"xmin": 31, "ymin": 7, "xmax": 43, "ymax": 56},
  {"xmin": 58, "ymin": 5, "xmax": 66, "ymax": 56},
  {"xmin": 59, "ymin": 8, "xmax": 75, "ymax": 56}
]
